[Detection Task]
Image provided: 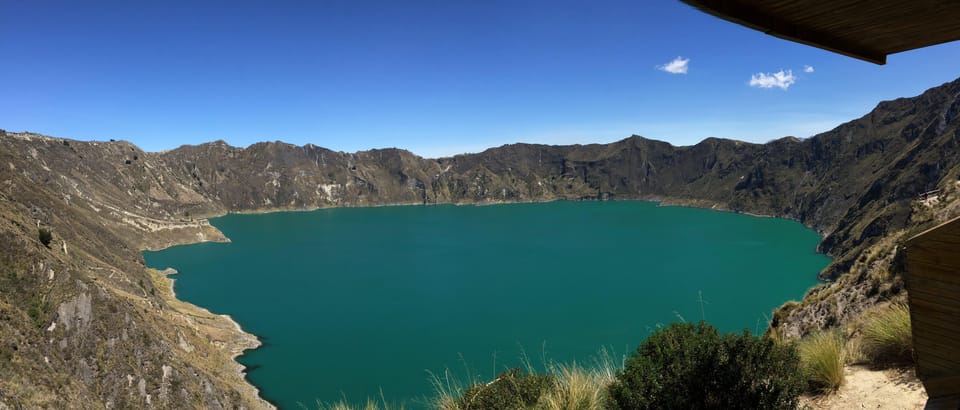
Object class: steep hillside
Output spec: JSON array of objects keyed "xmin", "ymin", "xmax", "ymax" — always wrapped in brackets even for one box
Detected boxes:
[{"xmin": 1, "ymin": 77, "xmax": 959, "ymax": 407}]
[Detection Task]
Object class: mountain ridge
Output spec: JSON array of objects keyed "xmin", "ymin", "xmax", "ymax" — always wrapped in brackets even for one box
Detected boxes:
[{"xmin": 1, "ymin": 77, "xmax": 960, "ymax": 407}]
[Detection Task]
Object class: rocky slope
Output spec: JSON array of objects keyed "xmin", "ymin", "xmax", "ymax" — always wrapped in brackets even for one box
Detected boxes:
[{"xmin": 1, "ymin": 77, "xmax": 959, "ymax": 407}]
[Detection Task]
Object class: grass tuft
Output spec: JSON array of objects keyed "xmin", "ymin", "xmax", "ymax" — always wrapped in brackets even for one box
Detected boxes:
[
  {"xmin": 538, "ymin": 347, "xmax": 621, "ymax": 410},
  {"xmin": 311, "ymin": 389, "xmax": 404, "ymax": 410},
  {"xmin": 426, "ymin": 348, "xmax": 622, "ymax": 410},
  {"xmin": 798, "ymin": 330, "xmax": 845, "ymax": 394},
  {"xmin": 860, "ymin": 303, "xmax": 913, "ymax": 365},
  {"xmin": 426, "ymin": 367, "xmax": 474, "ymax": 410},
  {"xmin": 538, "ymin": 363, "xmax": 607, "ymax": 410},
  {"xmin": 843, "ymin": 336, "xmax": 867, "ymax": 365}
]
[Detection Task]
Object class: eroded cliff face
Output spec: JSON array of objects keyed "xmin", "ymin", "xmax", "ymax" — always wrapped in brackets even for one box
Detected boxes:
[
  {"xmin": 0, "ymin": 135, "xmax": 265, "ymax": 408},
  {"xmin": 1, "ymin": 77, "xmax": 959, "ymax": 407}
]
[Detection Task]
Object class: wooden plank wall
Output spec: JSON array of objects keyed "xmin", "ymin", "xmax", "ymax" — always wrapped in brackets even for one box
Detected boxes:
[{"xmin": 905, "ymin": 217, "xmax": 960, "ymax": 405}]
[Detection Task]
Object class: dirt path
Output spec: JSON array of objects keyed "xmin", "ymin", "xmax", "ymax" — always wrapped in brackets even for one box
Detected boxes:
[{"xmin": 801, "ymin": 365, "xmax": 927, "ymax": 409}]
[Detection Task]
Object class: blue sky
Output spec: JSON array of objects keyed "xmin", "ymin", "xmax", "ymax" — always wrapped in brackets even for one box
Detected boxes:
[{"xmin": 3, "ymin": 1, "xmax": 960, "ymax": 157}]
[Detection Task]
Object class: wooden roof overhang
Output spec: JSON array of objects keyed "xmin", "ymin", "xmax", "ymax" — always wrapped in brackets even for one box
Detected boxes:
[{"xmin": 681, "ymin": 0, "xmax": 960, "ymax": 64}]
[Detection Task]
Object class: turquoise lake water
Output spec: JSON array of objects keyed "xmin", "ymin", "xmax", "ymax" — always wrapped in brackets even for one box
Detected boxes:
[{"xmin": 143, "ymin": 201, "xmax": 829, "ymax": 408}]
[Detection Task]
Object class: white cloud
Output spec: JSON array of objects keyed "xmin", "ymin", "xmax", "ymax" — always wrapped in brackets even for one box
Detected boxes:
[
  {"xmin": 804, "ymin": 65, "xmax": 815, "ymax": 73},
  {"xmin": 657, "ymin": 56, "xmax": 689, "ymax": 74},
  {"xmin": 749, "ymin": 69, "xmax": 797, "ymax": 90}
]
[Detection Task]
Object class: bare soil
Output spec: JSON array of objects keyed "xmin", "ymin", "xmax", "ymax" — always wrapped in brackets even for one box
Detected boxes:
[{"xmin": 801, "ymin": 365, "xmax": 927, "ymax": 409}]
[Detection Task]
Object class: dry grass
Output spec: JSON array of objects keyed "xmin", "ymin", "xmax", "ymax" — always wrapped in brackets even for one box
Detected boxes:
[
  {"xmin": 798, "ymin": 330, "xmax": 846, "ymax": 394},
  {"xmin": 313, "ymin": 400, "xmax": 378, "ymax": 410},
  {"xmin": 312, "ymin": 391, "xmax": 405, "ymax": 410},
  {"xmin": 860, "ymin": 303, "xmax": 913, "ymax": 365},
  {"xmin": 537, "ymin": 364, "xmax": 607, "ymax": 410},
  {"xmin": 426, "ymin": 367, "xmax": 476, "ymax": 410},
  {"xmin": 425, "ymin": 348, "xmax": 622, "ymax": 410},
  {"xmin": 843, "ymin": 335, "xmax": 867, "ymax": 365},
  {"xmin": 538, "ymin": 349, "xmax": 620, "ymax": 410}
]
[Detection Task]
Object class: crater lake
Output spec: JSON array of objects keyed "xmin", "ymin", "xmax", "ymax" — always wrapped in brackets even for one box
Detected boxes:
[{"xmin": 143, "ymin": 201, "xmax": 829, "ymax": 408}]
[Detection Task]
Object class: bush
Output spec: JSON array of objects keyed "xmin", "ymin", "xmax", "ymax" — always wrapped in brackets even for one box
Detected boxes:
[
  {"xmin": 798, "ymin": 330, "xmax": 845, "ymax": 393},
  {"xmin": 458, "ymin": 368, "xmax": 554, "ymax": 410},
  {"xmin": 27, "ymin": 297, "xmax": 49, "ymax": 328},
  {"xmin": 608, "ymin": 322, "xmax": 803, "ymax": 410},
  {"xmin": 0, "ymin": 344, "xmax": 12, "ymax": 369},
  {"xmin": 38, "ymin": 228, "xmax": 53, "ymax": 248},
  {"xmin": 861, "ymin": 303, "xmax": 913, "ymax": 365}
]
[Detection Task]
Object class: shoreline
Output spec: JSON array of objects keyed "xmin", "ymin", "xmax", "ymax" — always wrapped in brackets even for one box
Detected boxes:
[{"xmin": 154, "ymin": 267, "xmax": 275, "ymax": 409}]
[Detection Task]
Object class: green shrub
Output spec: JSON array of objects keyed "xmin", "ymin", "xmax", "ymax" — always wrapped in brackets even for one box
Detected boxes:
[
  {"xmin": 27, "ymin": 297, "xmax": 49, "ymax": 328},
  {"xmin": 0, "ymin": 344, "xmax": 12, "ymax": 369},
  {"xmin": 608, "ymin": 321, "xmax": 803, "ymax": 410},
  {"xmin": 458, "ymin": 368, "xmax": 554, "ymax": 410},
  {"xmin": 798, "ymin": 330, "xmax": 845, "ymax": 393},
  {"xmin": 861, "ymin": 303, "xmax": 913, "ymax": 365},
  {"xmin": 38, "ymin": 228, "xmax": 53, "ymax": 248}
]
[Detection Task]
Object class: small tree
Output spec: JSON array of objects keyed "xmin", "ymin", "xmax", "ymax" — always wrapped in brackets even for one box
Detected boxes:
[
  {"xmin": 609, "ymin": 321, "xmax": 803, "ymax": 409},
  {"xmin": 38, "ymin": 228, "xmax": 53, "ymax": 248}
]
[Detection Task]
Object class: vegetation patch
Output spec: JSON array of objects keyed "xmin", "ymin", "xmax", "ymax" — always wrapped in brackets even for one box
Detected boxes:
[
  {"xmin": 608, "ymin": 322, "xmax": 803, "ymax": 409},
  {"xmin": 38, "ymin": 228, "xmax": 53, "ymax": 248},
  {"xmin": 538, "ymin": 363, "xmax": 608, "ymax": 410},
  {"xmin": 313, "ymin": 394, "xmax": 406, "ymax": 410},
  {"xmin": 798, "ymin": 330, "xmax": 845, "ymax": 393},
  {"xmin": 423, "ymin": 348, "xmax": 621, "ymax": 410},
  {"xmin": 458, "ymin": 368, "xmax": 554, "ymax": 410},
  {"xmin": 860, "ymin": 303, "xmax": 913, "ymax": 366},
  {"xmin": 27, "ymin": 296, "xmax": 49, "ymax": 329},
  {"xmin": 0, "ymin": 344, "xmax": 12, "ymax": 370}
]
